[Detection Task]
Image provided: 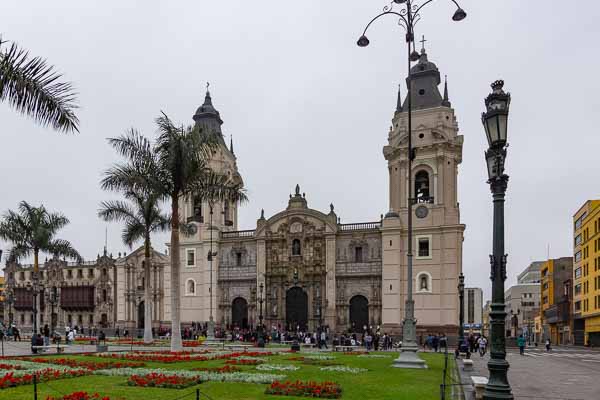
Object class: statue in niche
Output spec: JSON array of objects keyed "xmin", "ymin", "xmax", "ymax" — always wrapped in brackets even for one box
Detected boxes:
[{"xmin": 272, "ymin": 302, "xmax": 278, "ymax": 316}]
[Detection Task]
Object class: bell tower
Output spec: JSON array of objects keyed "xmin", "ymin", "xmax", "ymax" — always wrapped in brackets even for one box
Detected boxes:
[
  {"xmin": 177, "ymin": 86, "xmax": 244, "ymax": 326},
  {"xmin": 381, "ymin": 46, "xmax": 465, "ymax": 336}
]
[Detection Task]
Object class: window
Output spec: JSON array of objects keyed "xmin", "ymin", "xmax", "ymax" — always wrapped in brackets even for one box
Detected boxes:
[
  {"xmin": 186, "ymin": 249, "xmax": 196, "ymax": 267},
  {"xmin": 89, "ymin": 315, "xmax": 93, "ymax": 325},
  {"xmin": 575, "ymin": 267, "xmax": 582, "ymax": 279},
  {"xmin": 77, "ymin": 269, "xmax": 83, "ymax": 278},
  {"xmin": 20, "ymin": 314, "xmax": 25, "ymax": 324},
  {"xmin": 78, "ymin": 315, "xmax": 83, "ymax": 325},
  {"xmin": 236, "ymin": 252, "xmax": 242, "ymax": 266},
  {"xmin": 292, "ymin": 239, "xmax": 301, "ymax": 256},
  {"xmin": 88, "ymin": 269, "xmax": 94, "ymax": 278},
  {"xmin": 575, "ymin": 212, "xmax": 587, "ymax": 230},
  {"xmin": 67, "ymin": 270, "xmax": 73, "ymax": 279},
  {"xmin": 543, "ymin": 296, "xmax": 548, "ymax": 304},
  {"xmin": 102, "ymin": 289, "xmax": 107, "ymax": 302},
  {"xmin": 102, "ymin": 268, "xmax": 107, "ymax": 277},
  {"xmin": 67, "ymin": 314, "xmax": 72, "ymax": 324},
  {"xmin": 355, "ymin": 247, "xmax": 363, "ymax": 263},
  {"xmin": 575, "ymin": 301, "xmax": 581, "ymax": 311},
  {"xmin": 575, "ymin": 251, "xmax": 582, "ymax": 262},
  {"xmin": 575, "ymin": 283, "xmax": 582, "ymax": 295},
  {"xmin": 186, "ymin": 279, "xmax": 196, "ymax": 296},
  {"xmin": 416, "ymin": 235, "xmax": 432, "ymax": 259},
  {"xmin": 19, "ymin": 271, "xmax": 25, "ymax": 281},
  {"xmin": 575, "ymin": 234, "xmax": 582, "ymax": 246}
]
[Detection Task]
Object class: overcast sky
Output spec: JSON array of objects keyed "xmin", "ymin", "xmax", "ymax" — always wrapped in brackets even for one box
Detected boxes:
[{"xmin": 2, "ymin": 1, "xmax": 600, "ymax": 300}]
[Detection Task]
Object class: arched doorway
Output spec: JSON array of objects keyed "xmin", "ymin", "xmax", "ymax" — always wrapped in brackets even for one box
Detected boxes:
[
  {"xmin": 231, "ymin": 297, "xmax": 248, "ymax": 329},
  {"xmin": 286, "ymin": 287, "xmax": 308, "ymax": 331},
  {"xmin": 349, "ymin": 295, "xmax": 369, "ymax": 332},
  {"xmin": 137, "ymin": 301, "xmax": 145, "ymax": 329}
]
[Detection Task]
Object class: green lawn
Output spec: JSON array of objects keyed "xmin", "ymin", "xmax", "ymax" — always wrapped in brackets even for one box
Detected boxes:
[{"xmin": 0, "ymin": 352, "xmax": 451, "ymax": 400}]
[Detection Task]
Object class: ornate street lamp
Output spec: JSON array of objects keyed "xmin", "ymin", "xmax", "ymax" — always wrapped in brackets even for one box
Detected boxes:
[
  {"xmin": 457, "ymin": 273, "xmax": 466, "ymax": 354},
  {"xmin": 6, "ymin": 289, "xmax": 14, "ymax": 328},
  {"xmin": 357, "ymin": 0, "xmax": 466, "ymax": 369},
  {"xmin": 46, "ymin": 286, "xmax": 59, "ymax": 336},
  {"xmin": 481, "ymin": 80, "xmax": 513, "ymax": 400},
  {"xmin": 206, "ymin": 203, "xmax": 218, "ymax": 340},
  {"xmin": 258, "ymin": 282, "xmax": 264, "ymax": 335}
]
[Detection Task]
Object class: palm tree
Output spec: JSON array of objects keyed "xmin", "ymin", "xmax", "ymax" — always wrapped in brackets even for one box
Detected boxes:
[
  {"xmin": 107, "ymin": 114, "xmax": 247, "ymax": 351},
  {"xmin": 0, "ymin": 201, "xmax": 82, "ymax": 334},
  {"xmin": 99, "ymin": 137, "xmax": 169, "ymax": 343},
  {"xmin": 0, "ymin": 36, "xmax": 79, "ymax": 132}
]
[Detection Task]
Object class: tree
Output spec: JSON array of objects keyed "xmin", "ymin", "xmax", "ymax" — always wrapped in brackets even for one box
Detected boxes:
[
  {"xmin": 0, "ymin": 36, "xmax": 79, "ymax": 133},
  {"xmin": 0, "ymin": 201, "xmax": 82, "ymax": 333},
  {"xmin": 107, "ymin": 114, "xmax": 247, "ymax": 351},
  {"xmin": 99, "ymin": 133, "xmax": 169, "ymax": 343}
]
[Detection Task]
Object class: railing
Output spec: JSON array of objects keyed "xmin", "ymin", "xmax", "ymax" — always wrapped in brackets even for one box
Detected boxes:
[
  {"xmin": 339, "ymin": 221, "xmax": 381, "ymax": 231},
  {"xmin": 221, "ymin": 229, "xmax": 255, "ymax": 239},
  {"xmin": 11, "ymin": 260, "xmax": 99, "ymax": 269}
]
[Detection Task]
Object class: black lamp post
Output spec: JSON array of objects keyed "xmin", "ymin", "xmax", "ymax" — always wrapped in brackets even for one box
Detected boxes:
[
  {"xmin": 458, "ymin": 273, "xmax": 466, "ymax": 353},
  {"xmin": 481, "ymin": 80, "xmax": 513, "ymax": 400},
  {"xmin": 258, "ymin": 282, "xmax": 264, "ymax": 335},
  {"xmin": 357, "ymin": 0, "xmax": 466, "ymax": 369},
  {"xmin": 6, "ymin": 289, "xmax": 14, "ymax": 328},
  {"xmin": 46, "ymin": 286, "xmax": 58, "ymax": 337}
]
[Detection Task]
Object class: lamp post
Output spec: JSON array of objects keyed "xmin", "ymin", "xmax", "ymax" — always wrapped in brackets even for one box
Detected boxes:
[
  {"xmin": 207, "ymin": 204, "xmax": 218, "ymax": 340},
  {"xmin": 357, "ymin": 0, "xmax": 466, "ymax": 369},
  {"xmin": 6, "ymin": 289, "xmax": 14, "ymax": 328},
  {"xmin": 458, "ymin": 272, "xmax": 466, "ymax": 354},
  {"xmin": 258, "ymin": 282, "xmax": 264, "ymax": 335},
  {"xmin": 46, "ymin": 287, "xmax": 58, "ymax": 337},
  {"xmin": 481, "ymin": 80, "xmax": 513, "ymax": 400}
]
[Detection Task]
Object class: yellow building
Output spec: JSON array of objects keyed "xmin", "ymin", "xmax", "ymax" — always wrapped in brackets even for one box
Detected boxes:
[
  {"xmin": 540, "ymin": 257, "xmax": 573, "ymax": 345},
  {"xmin": 0, "ymin": 276, "xmax": 4, "ymax": 301},
  {"xmin": 573, "ymin": 200, "xmax": 600, "ymax": 346}
]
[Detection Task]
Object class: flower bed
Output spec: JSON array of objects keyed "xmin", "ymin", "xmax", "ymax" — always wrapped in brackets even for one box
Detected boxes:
[
  {"xmin": 265, "ymin": 380, "xmax": 342, "ymax": 398},
  {"xmin": 191, "ymin": 365, "xmax": 241, "ymax": 373},
  {"xmin": 45, "ymin": 392, "xmax": 111, "ymax": 400},
  {"xmin": 182, "ymin": 340, "xmax": 203, "ymax": 347},
  {"xmin": 0, "ymin": 363, "xmax": 24, "ymax": 371},
  {"xmin": 0, "ymin": 369, "xmax": 90, "ymax": 389},
  {"xmin": 319, "ymin": 366, "xmax": 367, "ymax": 374},
  {"xmin": 225, "ymin": 359, "xmax": 262, "ymax": 366},
  {"xmin": 256, "ymin": 364, "xmax": 300, "ymax": 372},
  {"xmin": 15, "ymin": 357, "xmax": 145, "ymax": 371},
  {"xmin": 128, "ymin": 372, "xmax": 199, "ymax": 389},
  {"xmin": 95, "ymin": 367, "xmax": 285, "ymax": 384}
]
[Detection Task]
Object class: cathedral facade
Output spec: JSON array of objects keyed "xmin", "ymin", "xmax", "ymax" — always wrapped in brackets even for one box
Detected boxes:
[
  {"xmin": 177, "ymin": 47, "xmax": 465, "ymax": 336},
  {"xmin": 3, "ymin": 48, "xmax": 464, "ymax": 338}
]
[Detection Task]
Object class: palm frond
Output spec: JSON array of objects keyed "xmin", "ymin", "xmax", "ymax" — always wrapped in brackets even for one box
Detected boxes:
[
  {"xmin": 122, "ymin": 219, "xmax": 145, "ymax": 248},
  {"xmin": 0, "ymin": 38, "xmax": 79, "ymax": 133},
  {"xmin": 46, "ymin": 239, "xmax": 83, "ymax": 263},
  {"xmin": 98, "ymin": 200, "xmax": 138, "ymax": 223},
  {"xmin": 7, "ymin": 244, "xmax": 31, "ymax": 262}
]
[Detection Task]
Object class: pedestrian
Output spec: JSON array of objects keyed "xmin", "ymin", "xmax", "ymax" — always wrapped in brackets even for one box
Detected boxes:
[
  {"xmin": 43, "ymin": 324, "xmax": 50, "ymax": 346},
  {"xmin": 320, "ymin": 330, "xmax": 328, "ymax": 349},
  {"xmin": 517, "ymin": 334, "xmax": 526, "ymax": 355},
  {"xmin": 545, "ymin": 339, "xmax": 551, "ymax": 352},
  {"xmin": 13, "ymin": 326, "xmax": 21, "ymax": 342},
  {"xmin": 115, "ymin": 327, "xmax": 120, "ymax": 339},
  {"xmin": 432, "ymin": 334, "xmax": 439, "ymax": 352},
  {"xmin": 439, "ymin": 333, "xmax": 447, "ymax": 353},
  {"xmin": 478, "ymin": 336, "xmax": 487, "ymax": 357}
]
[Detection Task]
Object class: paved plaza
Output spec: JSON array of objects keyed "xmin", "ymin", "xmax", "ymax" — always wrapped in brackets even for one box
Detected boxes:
[{"xmin": 459, "ymin": 347, "xmax": 600, "ymax": 400}]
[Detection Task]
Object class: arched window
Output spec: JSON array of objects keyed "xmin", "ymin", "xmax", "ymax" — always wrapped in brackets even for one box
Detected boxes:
[
  {"xmin": 415, "ymin": 170, "xmax": 431, "ymax": 203},
  {"xmin": 186, "ymin": 279, "xmax": 196, "ymax": 296},
  {"xmin": 416, "ymin": 272, "xmax": 432, "ymax": 293},
  {"xmin": 292, "ymin": 239, "xmax": 301, "ymax": 256},
  {"xmin": 102, "ymin": 289, "xmax": 107, "ymax": 302}
]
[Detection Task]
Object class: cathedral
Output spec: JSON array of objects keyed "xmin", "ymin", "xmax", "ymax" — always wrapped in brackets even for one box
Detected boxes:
[{"xmin": 3, "ymin": 47, "xmax": 464, "ymax": 337}]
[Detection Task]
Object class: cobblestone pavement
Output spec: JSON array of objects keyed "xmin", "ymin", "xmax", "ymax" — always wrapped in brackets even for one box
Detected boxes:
[{"xmin": 458, "ymin": 346, "xmax": 600, "ymax": 400}]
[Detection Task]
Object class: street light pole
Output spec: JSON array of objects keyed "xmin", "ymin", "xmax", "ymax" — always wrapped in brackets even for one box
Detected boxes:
[
  {"xmin": 207, "ymin": 204, "xmax": 217, "ymax": 340},
  {"xmin": 458, "ymin": 273, "xmax": 465, "ymax": 354},
  {"xmin": 481, "ymin": 80, "xmax": 513, "ymax": 400},
  {"xmin": 258, "ymin": 282, "xmax": 264, "ymax": 335},
  {"xmin": 357, "ymin": 0, "xmax": 466, "ymax": 369}
]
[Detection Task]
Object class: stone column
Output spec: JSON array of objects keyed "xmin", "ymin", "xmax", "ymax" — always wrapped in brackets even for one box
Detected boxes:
[{"xmin": 325, "ymin": 235, "xmax": 336, "ymax": 330}]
